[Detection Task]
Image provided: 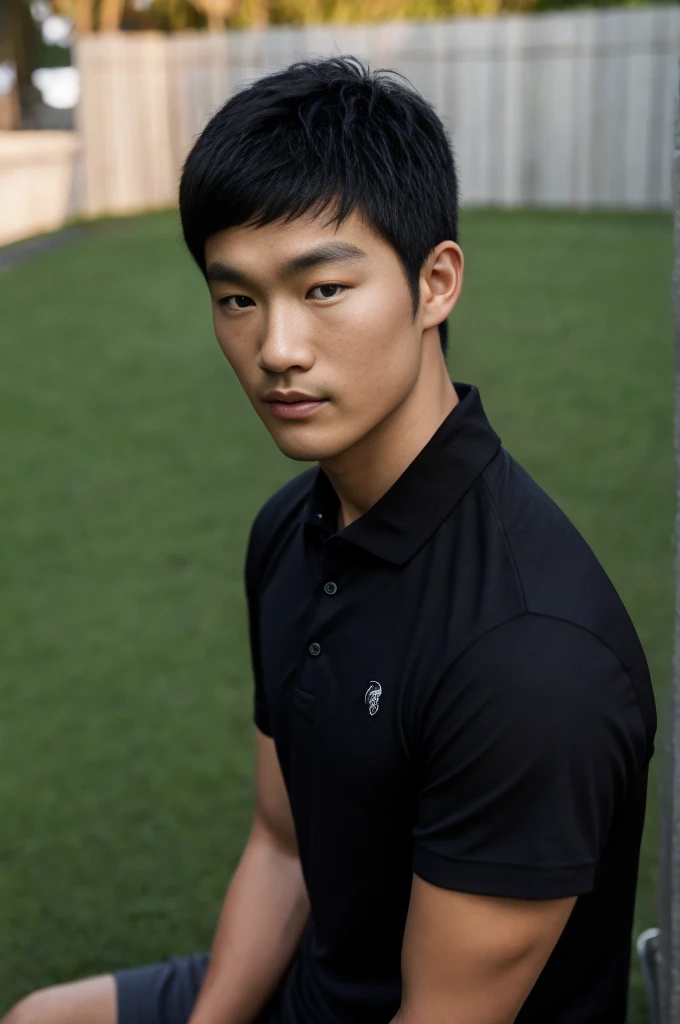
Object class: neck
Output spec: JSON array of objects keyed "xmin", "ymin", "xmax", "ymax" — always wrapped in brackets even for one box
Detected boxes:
[{"xmin": 320, "ymin": 340, "xmax": 459, "ymax": 530}]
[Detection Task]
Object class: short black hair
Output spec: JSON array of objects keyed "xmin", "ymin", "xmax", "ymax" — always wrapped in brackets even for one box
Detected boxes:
[{"xmin": 179, "ymin": 55, "xmax": 458, "ymax": 354}]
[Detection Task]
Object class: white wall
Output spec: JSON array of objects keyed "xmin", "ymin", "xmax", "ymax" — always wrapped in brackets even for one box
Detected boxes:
[{"xmin": 0, "ymin": 131, "xmax": 80, "ymax": 246}]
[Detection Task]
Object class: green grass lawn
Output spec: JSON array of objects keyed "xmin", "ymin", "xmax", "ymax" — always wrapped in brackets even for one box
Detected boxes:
[{"xmin": 0, "ymin": 209, "xmax": 673, "ymax": 1021}]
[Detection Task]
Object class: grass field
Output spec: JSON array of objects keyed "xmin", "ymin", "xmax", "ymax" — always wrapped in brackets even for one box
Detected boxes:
[{"xmin": 0, "ymin": 209, "xmax": 673, "ymax": 1022}]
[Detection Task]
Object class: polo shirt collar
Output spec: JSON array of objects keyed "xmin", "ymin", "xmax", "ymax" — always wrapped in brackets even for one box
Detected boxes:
[{"xmin": 301, "ymin": 382, "xmax": 501, "ymax": 566}]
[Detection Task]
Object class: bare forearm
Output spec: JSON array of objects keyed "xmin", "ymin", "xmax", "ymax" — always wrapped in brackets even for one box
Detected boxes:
[
  {"xmin": 390, "ymin": 1010, "xmax": 516, "ymax": 1024},
  {"xmin": 189, "ymin": 825, "xmax": 311, "ymax": 1024}
]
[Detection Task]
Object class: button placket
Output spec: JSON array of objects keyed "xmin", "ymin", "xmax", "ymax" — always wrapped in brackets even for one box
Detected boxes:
[{"xmin": 304, "ymin": 544, "xmax": 343, "ymax": 663}]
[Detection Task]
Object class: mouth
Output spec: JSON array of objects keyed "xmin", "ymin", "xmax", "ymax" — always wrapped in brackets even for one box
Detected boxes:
[{"xmin": 266, "ymin": 398, "xmax": 329, "ymax": 421}]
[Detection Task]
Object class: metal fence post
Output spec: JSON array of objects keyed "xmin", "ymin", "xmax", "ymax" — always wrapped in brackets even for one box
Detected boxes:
[{"xmin": 656, "ymin": 58, "xmax": 680, "ymax": 1024}]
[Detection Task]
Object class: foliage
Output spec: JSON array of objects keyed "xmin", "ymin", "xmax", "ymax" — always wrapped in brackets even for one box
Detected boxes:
[
  {"xmin": 122, "ymin": 0, "xmax": 205, "ymax": 31},
  {"xmin": 10, "ymin": 0, "xmax": 670, "ymax": 39},
  {"xmin": 225, "ymin": 0, "xmax": 654, "ymax": 26},
  {"xmin": 182, "ymin": 0, "xmax": 240, "ymax": 30},
  {"xmin": 29, "ymin": 0, "xmax": 665, "ymax": 35}
]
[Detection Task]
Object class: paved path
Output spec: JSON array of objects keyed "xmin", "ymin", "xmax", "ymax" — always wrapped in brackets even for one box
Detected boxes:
[{"xmin": 0, "ymin": 222, "xmax": 125, "ymax": 274}]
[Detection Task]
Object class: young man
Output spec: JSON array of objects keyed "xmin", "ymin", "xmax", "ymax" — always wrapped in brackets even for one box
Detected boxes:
[{"xmin": 5, "ymin": 56, "xmax": 656, "ymax": 1024}]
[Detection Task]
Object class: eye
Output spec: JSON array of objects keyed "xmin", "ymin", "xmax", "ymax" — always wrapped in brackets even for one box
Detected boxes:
[
  {"xmin": 220, "ymin": 295, "xmax": 255, "ymax": 310},
  {"xmin": 308, "ymin": 284, "xmax": 346, "ymax": 300}
]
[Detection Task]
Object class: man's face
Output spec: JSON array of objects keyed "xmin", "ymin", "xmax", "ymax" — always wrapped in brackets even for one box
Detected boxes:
[{"xmin": 204, "ymin": 210, "xmax": 430, "ymax": 463}]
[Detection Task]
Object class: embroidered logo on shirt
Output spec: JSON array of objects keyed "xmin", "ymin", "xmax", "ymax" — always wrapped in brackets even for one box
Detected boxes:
[{"xmin": 365, "ymin": 681, "xmax": 382, "ymax": 716}]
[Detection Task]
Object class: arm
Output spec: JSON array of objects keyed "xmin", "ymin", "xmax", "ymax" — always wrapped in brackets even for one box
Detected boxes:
[
  {"xmin": 189, "ymin": 729, "xmax": 311, "ymax": 1024},
  {"xmin": 392, "ymin": 876, "xmax": 576, "ymax": 1024},
  {"xmin": 399, "ymin": 615, "xmax": 647, "ymax": 1024}
]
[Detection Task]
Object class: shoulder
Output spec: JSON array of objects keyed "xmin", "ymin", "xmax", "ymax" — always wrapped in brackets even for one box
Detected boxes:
[
  {"xmin": 425, "ymin": 613, "xmax": 652, "ymax": 771},
  {"xmin": 246, "ymin": 466, "xmax": 317, "ymax": 583},
  {"xmin": 455, "ymin": 613, "xmax": 632, "ymax": 707},
  {"xmin": 480, "ymin": 448, "xmax": 618, "ymax": 616},
  {"xmin": 480, "ymin": 447, "xmax": 600, "ymax": 587},
  {"xmin": 479, "ymin": 448, "xmax": 652, "ymax": 693}
]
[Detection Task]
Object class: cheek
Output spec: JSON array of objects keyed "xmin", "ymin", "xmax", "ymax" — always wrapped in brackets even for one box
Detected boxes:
[
  {"xmin": 213, "ymin": 318, "xmax": 256, "ymax": 390},
  {"xmin": 341, "ymin": 290, "xmax": 418, "ymax": 383},
  {"xmin": 345, "ymin": 290, "xmax": 421, "ymax": 410},
  {"xmin": 333, "ymin": 285, "xmax": 413, "ymax": 362}
]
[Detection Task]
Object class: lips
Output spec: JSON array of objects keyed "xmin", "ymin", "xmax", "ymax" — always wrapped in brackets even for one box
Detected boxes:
[
  {"xmin": 266, "ymin": 397, "xmax": 329, "ymax": 421},
  {"xmin": 264, "ymin": 390, "xmax": 324, "ymax": 404}
]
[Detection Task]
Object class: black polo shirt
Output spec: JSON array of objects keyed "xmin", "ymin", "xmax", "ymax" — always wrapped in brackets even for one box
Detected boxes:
[{"xmin": 245, "ymin": 382, "xmax": 656, "ymax": 1024}]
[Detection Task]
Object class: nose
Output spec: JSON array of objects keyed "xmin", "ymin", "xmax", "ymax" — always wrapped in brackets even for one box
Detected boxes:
[{"xmin": 257, "ymin": 304, "xmax": 315, "ymax": 375}]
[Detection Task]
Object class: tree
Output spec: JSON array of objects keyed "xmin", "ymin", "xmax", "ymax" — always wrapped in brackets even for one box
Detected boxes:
[
  {"xmin": 48, "ymin": 0, "xmax": 126, "ymax": 33},
  {"xmin": 185, "ymin": 0, "xmax": 242, "ymax": 30},
  {"xmin": 99, "ymin": 0, "xmax": 126, "ymax": 30},
  {"xmin": 1, "ymin": 0, "xmax": 44, "ymax": 125},
  {"xmin": 49, "ymin": 0, "xmax": 94, "ymax": 32}
]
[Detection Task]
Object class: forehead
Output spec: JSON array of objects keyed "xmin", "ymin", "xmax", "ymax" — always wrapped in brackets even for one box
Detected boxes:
[{"xmin": 203, "ymin": 208, "xmax": 394, "ymax": 271}]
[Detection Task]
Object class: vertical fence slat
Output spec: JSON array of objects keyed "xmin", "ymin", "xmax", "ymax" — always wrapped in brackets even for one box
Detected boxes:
[
  {"xmin": 497, "ymin": 15, "xmax": 522, "ymax": 207},
  {"xmin": 623, "ymin": 8, "xmax": 656, "ymax": 206},
  {"xmin": 571, "ymin": 10, "xmax": 597, "ymax": 210}
]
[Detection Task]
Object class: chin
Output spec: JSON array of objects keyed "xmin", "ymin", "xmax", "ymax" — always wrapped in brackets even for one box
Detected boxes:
[{"xmin": 271, "ymin": 428, "xmax": 356, "ymax": 464}]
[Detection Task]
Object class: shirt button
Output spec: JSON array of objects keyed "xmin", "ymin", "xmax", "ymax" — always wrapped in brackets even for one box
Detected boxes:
[
  {"xmin": 324, "ymin": 582, "xmax": 338, "ymax": 595},
  {"xmin": 309, "ymin": 642, "xmax": 321, "ymax": 657}
]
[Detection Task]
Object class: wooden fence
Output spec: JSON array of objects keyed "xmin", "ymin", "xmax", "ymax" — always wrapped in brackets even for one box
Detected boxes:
[{"xmin": 75, "ymin": 6, "xmax": 680, "ymax": 217}]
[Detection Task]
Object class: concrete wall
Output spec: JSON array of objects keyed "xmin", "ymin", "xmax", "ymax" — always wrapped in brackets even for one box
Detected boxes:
[{"xmin": 0, "ymin": 131, "xmax": 80, "ymax": 246}]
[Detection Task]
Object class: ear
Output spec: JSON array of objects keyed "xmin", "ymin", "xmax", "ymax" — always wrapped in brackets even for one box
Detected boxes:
[{"xmin": 419, "ymin": 240, "xmax": 464, "ymax": 332}]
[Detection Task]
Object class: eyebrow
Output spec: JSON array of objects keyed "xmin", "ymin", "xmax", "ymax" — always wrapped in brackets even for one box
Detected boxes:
[{"xmin": 206, "ymin": 242, "xmax": 368, "ymax": 288}]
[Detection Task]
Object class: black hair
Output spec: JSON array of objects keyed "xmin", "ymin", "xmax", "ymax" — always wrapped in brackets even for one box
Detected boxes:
[{"xmin": 179, "ymin": 55, "xmax": 458, "ymax": 354}]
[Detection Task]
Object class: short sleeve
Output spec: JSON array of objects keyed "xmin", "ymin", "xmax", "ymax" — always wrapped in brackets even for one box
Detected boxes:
[
  {"xmin": 245, "ymin": 515, "xmax": 273, "ymax": 737},
  {"xmin": 412, "ymin": 614, "xmax": 647, "ymax": 899}
]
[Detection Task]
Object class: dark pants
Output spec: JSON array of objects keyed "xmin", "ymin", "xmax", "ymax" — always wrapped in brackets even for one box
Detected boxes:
[{"xmin": 115, "ymin": 954, "xmax": 210, "ymax": 1024}]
